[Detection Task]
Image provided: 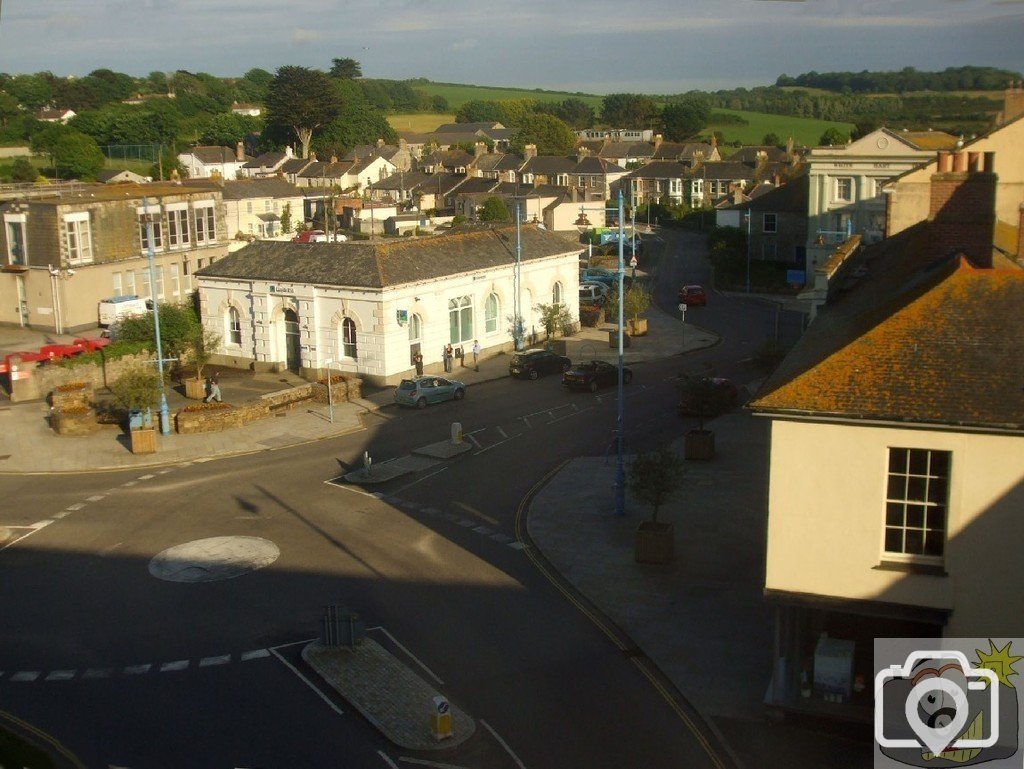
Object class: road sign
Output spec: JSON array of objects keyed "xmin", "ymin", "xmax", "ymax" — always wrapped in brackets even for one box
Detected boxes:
[{"xmin": 629, "ymin": 256, "xmax": 638, "ymax": 268}]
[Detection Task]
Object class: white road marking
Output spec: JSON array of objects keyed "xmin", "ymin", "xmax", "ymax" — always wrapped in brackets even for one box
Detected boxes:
[
  {"xmin": 481, "ymin": 719, "xmax": 527, "ymax": 769},
  {"xmin": 10, "ymin": 671, "xmax": 40, "ymax": 682},
  {"xmin": 99, "ymin": 542, "xmax": 122, "ymax": 557},
  {"xmin": 398, "ymin": 759, "xmax": 476, "ymax": 769},
  {"xmin": 137, "ymin": 474, "xmax": 155, "ymax": 480},
  {"xmin": 269, "ymin": 637, "xmax": 318, "ymax": 651},
  {"xmin": 67, "ymin": 502, "xmax": 86, "ymax": 510},
  {"xmin": 241, "ymin": 648, "xmax": 271, "ymax": 661},
  {"xmin": 473, "ymin": 526, "xmax": 493, "ymax": 535},
  {"xmin": 457, "ymin": 519, "xmax": 475, "ymax": 527},
  {"xmin": 391, "ymin": 467, "xmax": 448, "ymax": 495},
  {"xmin": 45, "ymin": 670, "xmax": 76, "ymax": 681},
  {"xmin": 86, "ymin": 495, "xmax": 106, "ymax": 502},
  {"xmin": 160, "ymin": 660, "xmax": 189, "ymax": 672},
  {"xmin": 53, "ymin": 511, "xmax": 70, "ymax": 520},
  {"xmin": 123, "ymin": 664, "xmax": 151, "ymax": 675},
  {"xmin": 121, "ymin": 481, "xmax": 137, "ymax": 487},
  {"xmin": 464, "ymin": 433, "xmax": 482, "ymax": 449},
  {"xmin": 159, "ymin": 468, "xmax": 173, "ymax": 474},
  {"xmin": 324, "ymin": 481, "xmax": 380, "ymax": 498},
  {"xmin": 378, "ymin": 751, "xmax": 401, "ymax": 769},
  {"xmin": 199, "ymin": 655, "xmax": 231, "ymax": 667},
  {"xmin": 369, "ymin": 627, "xmax": 444, "ymax": 686},
  {"xmin": 495, "ymin": 426, "xmax": 509, "ymax": 440},
  {"xmin": 0, "ymin": 521, "xmax": 52, "ymax": 552},
  {"xmin": 32, "ymin": 520, "xmax": 53, "ymax": 528},
  {"xmin": 83, "ymin": 668, "xmax": 113, "ymax": 679},
  {"xmin": 520, "ymin": 416, "xmax": 532, "ymax": 429},
  {"xmin": 473, "ymin": 438, "xmax": 512, "ymax": 455},
  {"xmin": 508, "ymin": 542, "xmax": 527, "ymax": 550},
  {"xmin": 194, "ymin": 457, "xmax": 213, "ymax": 463},
  {"xmin": 490, "ymin": 533, "xmax": 511, "ymax": 543},
  {"xmin": 269, "ymin": 646, "xmax": 345, "ymax": 716}
]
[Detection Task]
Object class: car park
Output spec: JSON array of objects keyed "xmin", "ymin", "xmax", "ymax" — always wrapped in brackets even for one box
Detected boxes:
[
  {"xmin": 394, "ymin": 376, "xmax": 466, "ymax": 408},
  {"xmin": 509, "ymin": 349, "xmax": 572, "ymax": 380},
  {"xmin": 677, "ymin": 377, "xmax": 738, "ymax": 417},
  {"xmin": 678, "ymin": 284, "xmax": 707, "ymax": 306},
  {"xmin": 562, "ymin": 360, "xmax": 633, "ymax": 392}
]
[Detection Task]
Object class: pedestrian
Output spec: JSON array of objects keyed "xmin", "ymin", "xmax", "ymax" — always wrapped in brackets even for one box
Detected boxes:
[
  {"xmin": 443, "ymin": 344, "xmax": 453, "ymax": 373},
  {"xmin": 413, "ymin": 350, "xmax": 424, "ymax": 376},
  {"xmin": 472, "ymin": 339, "xmax": 481, "ymax": 371},
  {"xmin": 205, "ymin": 372, "xmax": 222, "ymax": 403}
]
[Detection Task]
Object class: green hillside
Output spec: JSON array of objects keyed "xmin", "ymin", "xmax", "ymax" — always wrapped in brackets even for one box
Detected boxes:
[
  {"xmin": 408, "ymin": 81, "xmax": 603, "ymax": 111},
  {"xmin": 708, "ymin": 108, "xmax": 856, "ymax": 147}
]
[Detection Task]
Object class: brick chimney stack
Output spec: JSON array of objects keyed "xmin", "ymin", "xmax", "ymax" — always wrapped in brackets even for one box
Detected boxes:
[
  {"xmin": 474, "ymin": 141, "xmax": 486, "ymax": 158},
  {"xmin": 1001, "ymin": 79, "xmax": 1024, "ymax": 126},
  {"xmin": 929, "ymin": 150, "xmax": 997, "ymax": 267},
  {"xmin": 524, "ymin": 144, "xmax": 537, "ymax": 161},
  {"xmin": 236, "ymin": 141, "xmax": 245, "ymax": 162}
]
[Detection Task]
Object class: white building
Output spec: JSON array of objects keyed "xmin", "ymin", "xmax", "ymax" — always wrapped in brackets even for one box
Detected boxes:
[{"xmin": 194, "ymin": 223, "xmax": 581, "ymax": 385}]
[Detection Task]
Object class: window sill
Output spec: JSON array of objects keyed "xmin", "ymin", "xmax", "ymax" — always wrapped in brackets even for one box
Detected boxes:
[{"xmin": 873, "ymin": 561, "xmax": 947, "ymax": 577}]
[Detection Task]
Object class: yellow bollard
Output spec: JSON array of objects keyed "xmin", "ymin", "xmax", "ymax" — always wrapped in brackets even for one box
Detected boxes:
[{"xmin": 430, "ymin": 695, "xmax": 453, "ymax": 741}]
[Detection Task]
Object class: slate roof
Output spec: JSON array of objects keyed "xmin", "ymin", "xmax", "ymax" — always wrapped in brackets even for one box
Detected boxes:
[
  {"xmin": 521, "ymin": 156, "xmax": 577, "ymax": 175},
  {"xmin": 183, "ymin": 146, "xmax": 243, "ymax": 164},
  {"xmin": 280, "ymin": 158, "xmax": 314, "ymax": 175},
  {"xmin": 220, "ymin": 178, "xmax": 304, "ymax": 200},
  {"xmin": 731, "ymin": 174, "xmax": 809, "ymax": 213},
  {"xmin": 750, "ymin": 227, "xmax": 1024, "ymax": 430},
  {"xmin": 697, "ymin": 161, "xmax": 758, "ymax": 181},
  {"xmin": 195, "ymin": 223, "xmax": 577, "ymax": 289},
  {"xmin": 296, "ymin": 160, "xmax": 354, "ymax": 180},
  {"xmin": 243, "ymin": 151, "xmax": 288, "ymax": 169},
  {"xmin": 421, "ymin": 150, "xmax": 474, "ymax": 169},
  {"xmin": 652, "ymin": 141, "xmax": 716, "ymax": 161},
  {"xmin": 899, "ymin": 130, "xmax": 960, "ymax": 151},
  {"xmin": 373, "ymin": 170, "xmax": 435, "ymax": 191},
  {"xmin": 626, "ymin": 161, "xmax": 688, "ymax": 179},
  {"xmin": 726, "ymin": 146, "xmax": 791, "ymax": 164}
]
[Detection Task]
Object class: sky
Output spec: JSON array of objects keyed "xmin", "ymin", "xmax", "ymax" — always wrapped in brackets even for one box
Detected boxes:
[{"xmin": 1, "ymin": 0, "xmax": 1023, "ymax": 94}]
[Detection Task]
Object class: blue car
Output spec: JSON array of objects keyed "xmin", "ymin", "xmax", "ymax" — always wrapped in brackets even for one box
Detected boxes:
[
  {"xmin": 394, "ymin": 376, "xmax": 466, "ymax": 408},
  {"xmin": 581, "ymin": 268, "xmax": 620, "ymax": 287}
]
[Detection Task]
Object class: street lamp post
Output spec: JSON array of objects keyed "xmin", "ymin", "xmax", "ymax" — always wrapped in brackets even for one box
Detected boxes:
[
  {"xmin": 513, "ymin": 201, "xmax": 524, "ymax": 350},
  {"xmin": 614, "ymin": 189, "xmax": 626, "ymax": 517},
  {"xmin": 324, "ymin": 358, "xmax": 334, "ymax": 423},
  {"xmin": 745, "ymin": 209, "xmax": 752, "ymax": 294},
  {"xmin": 142, "ymin": 196, "xmax": 171, "ymax": 436}
]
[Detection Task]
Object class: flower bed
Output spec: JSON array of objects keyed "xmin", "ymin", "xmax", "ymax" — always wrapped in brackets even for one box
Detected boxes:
[{"xmin": 50, "ymin": 381, "xmax": 92, "ymax": 410}]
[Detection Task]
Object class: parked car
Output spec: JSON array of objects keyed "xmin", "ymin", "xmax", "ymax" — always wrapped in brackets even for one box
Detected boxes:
[
  {"xmin": 677, "ymin": 377, "xmax": 738, "ymax": 417},
  {"xmin": 579, "ymin": 283, "xmax": 609, "ymax": 305},
  {"xmin": 293, "ymin": 230, "xmax": 348, "ymax": 243},
  {"xmin": 581, "ymin": 268, "xmax": 619, "ymax": 287},
  {"xmin": 562, "ymin": 360, "xmax": 633, "ymax": 392},
  {"xmin": 678, "ymin": 284, "xmax": 707, "ymax": 306},
  {"xmin": 509, "ymin": 349, "xmax": 572, "ymax": 380},
  {"xmin": 394, "ymin": 376, "xmax": 466, "ymax": 408}
]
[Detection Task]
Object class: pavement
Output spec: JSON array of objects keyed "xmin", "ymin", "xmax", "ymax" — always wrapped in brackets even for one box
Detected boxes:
[{"xmin": 0, "ymin": 299, "xmax": 861, "ymax": 768}]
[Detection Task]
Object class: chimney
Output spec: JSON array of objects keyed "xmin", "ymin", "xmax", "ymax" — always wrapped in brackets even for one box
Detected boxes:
[
  {"xmin": 732, "ymin": 188, "xmax": 743, "ymax": 206},
  {"xmin": 710, "ymin": 134, "xmax": 718, "ymax": 149},
  {"xmin": 330, "ymin": 156, "xmax": 338, "ymax": 164},
  {"xmin": 525, "ymin": 144, "xmax": 537, "ymax": 160},
  {"xmin": 1003, "ymin": 79, "xmax": 1024, "ymax": 125},
  {"xmin": 577, "ymin": 146, "xmax": 589, "ymax": 163},
  {"xmin": 653, "ymin": 134, "xmax": 663, "ymax": 151},
  {"xmin": 474, "ymin": 141, "xmax": 486, "ymax": 158},
  {"xmin": 236, "ymin": 141, "xmax": 245, "ymax": 162},
  {"xmin": 376, "ymin": 138, "xmax": 385, "ymax": 148},
  {"xmin": 399, "ymin": 137, "xmax": 407, "ymax": 149},
  {"xmin": 310, "ymin": 152, "xmax": 317, "ymax": 162},
  {"xmin": 286, "ymin": 145, "xmax": 294, "ymax": 159},
  {"xmin": 929, "ymin": 150, "xmax": 997, "ymax": 267}
]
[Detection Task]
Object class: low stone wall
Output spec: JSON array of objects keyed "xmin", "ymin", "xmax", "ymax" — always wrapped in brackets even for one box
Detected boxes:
[
  {"xmin": 310, "ymin": 377, "xmax": 362, "ymax": 404},
  {"xmin": 51, "ymin": 407, "xmax": 99, "ymax": 436},
  {"xmin": 11, "ymin": 352, "xmax": 157, "ymax": 403}
]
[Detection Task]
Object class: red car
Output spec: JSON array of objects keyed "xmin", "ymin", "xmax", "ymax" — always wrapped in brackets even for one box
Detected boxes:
[{"xmin": 678, "ymin": 285, "xmax": 707, "ymax": 306}]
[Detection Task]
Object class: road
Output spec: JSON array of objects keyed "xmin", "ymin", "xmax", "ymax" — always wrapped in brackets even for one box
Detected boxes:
[{"xmin": 0, "ymin": 227, "xmax": 795, "ymax": 768}]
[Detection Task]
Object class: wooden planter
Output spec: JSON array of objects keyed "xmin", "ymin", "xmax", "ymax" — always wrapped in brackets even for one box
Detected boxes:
[
  {"xmin": 627, "ymin": 317, "xmax": 648, "ymax": 337},
  {"xmin": 608, "ymin": 328, "xmax": 632, "ymax": 348},
  {"xmin": 684, "ymin": 429, "xmax": 715, "ymax": 460},
  {"xmin": 635, "ymin": 521, "xmax": 674, "ymax": 564},
  {"xmin": 130, "ymin": 427, "xmax": 157, "ymax": 455},
  {"xmin": 183, "ymin": 377, "xmax": 208, "ymax": 400}
]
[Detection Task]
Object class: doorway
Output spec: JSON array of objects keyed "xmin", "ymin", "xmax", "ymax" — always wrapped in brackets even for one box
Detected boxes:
[{"xmin": 284, "ymin": 308, "xmax": 301, "ymax": 372}]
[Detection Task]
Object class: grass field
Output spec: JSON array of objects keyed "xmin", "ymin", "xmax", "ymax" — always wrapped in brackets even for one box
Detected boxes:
[
  {"xmin": 387, "ymin": 114, "xmax": 455, "ymax": 133},
  {"xmin": 409, "ymin": 82, "xmax": 604, "ymax": 111},
  {"xmin": 708, "ymin": 108, "xmax": 855, "ymax": 147}
]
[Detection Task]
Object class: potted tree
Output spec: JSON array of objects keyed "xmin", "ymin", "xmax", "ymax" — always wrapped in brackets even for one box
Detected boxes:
[
  {"xmin": 109, "ymin": 366, "xmax": 162, "ymax": 454},
  {"xmin": 181, "ymin": 326, "xmax": 221, "ymax": 400},
  {"xmin": 604, "ymin": 282, "xmax": 650, "ymax": 339},
  {"xmin": 629, "ymin": 447, "xmax": 684, "ymax": 564},
  {"xmin": 677, "ymin": 374, "xmax": 729, "ymax": 460}
]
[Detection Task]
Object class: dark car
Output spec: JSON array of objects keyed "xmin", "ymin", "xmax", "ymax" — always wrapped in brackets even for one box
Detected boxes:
[
  {"xmin": 678, "ymin": 284, "xmax": 707, "ymax": 306},
  {"xmin": 509, "ymin": 349, "xmax": 572, "ymax": 380},
  {"xmin": 562, "ymin": 360, "xmax": 633, "ymax": 392},
  {"xmin": 677, "ymin": 377, "xmax": 738, "ymax": 416}
]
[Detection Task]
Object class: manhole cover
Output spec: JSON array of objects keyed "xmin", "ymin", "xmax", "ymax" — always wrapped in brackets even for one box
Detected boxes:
[{"xmin": 149, "ymin": 536, "xmax": 280, "ymax": 583}]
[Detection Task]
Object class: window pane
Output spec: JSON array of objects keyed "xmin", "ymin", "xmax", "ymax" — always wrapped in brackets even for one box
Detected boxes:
[
  {"xmin": 924, "ymin": 531, "xmax": 945, "ymax": 557},
  {"xmin": 928, "ymin": 478, "xmax": 948, "ymax": 504},
  {"xmin": 927, "ymin": 506, "xmax": 946, "ymax": 531},
  {"xmin": 884, "ymin": 528, "xmax": 903, "ymax": 553},
  {"xmin": 885, "ymin": 502, "xmax": 904, "ymax": 527},
  {"xmin": 889, "ymin": 448, "xmax": 908, "ymax": 473},
  {"xmin": 909, "ymin": 450, "xmax": 928, "ymax": 476},
  {"xmin": 449, "ymin": 309, "xmax": 458, "ymax": 343},
  {"xmin": 930, "ymin": 451, "xmax": 950, "ymax": 477},
  {"xmin": 907, "ymin": 476, "xmax": 927, "ymax": 501},
  {"xmin": 886, "ymin": 474, "xmax": 906, "ymax": 500},
  {"xmin": 905, "ymin": 504, "xmax": 925, "ymax": 529},
  {"xmin": 905, "ymin": 529, "xmax": 924, "ymax": 554}
]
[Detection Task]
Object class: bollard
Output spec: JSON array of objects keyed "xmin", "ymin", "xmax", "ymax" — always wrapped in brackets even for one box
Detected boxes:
[
  {"xmin": 430, "ymin": 695, "xmax": 453, "ymax": 740},
  {"xmin": 363, "ymin": 450, "xmax": 373, "ymax": 477},
  {"xmin": 450, "ymin": 422, "xmax": 463, "ymax": 444}
]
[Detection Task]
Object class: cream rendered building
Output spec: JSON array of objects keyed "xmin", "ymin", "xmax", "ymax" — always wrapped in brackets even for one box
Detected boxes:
[{"xmin": 194, "ymin": 224, "xmax": 580, "ymax": 385}]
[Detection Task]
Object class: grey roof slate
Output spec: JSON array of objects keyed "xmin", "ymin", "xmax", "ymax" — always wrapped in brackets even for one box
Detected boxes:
[
  {"xmin": 220, "ymin": 178, "xmax": 305, "ymax": 200},
  {"xmin": 195, "ymin": 224, "xmax": 577, "ymax": 289},
  {"xmin": 243, "ymin": 151, "xmax": 287, "ymax": 169},
  {"xmin": 184, "ymin": 146, "xmax": 244, "ymax": 164}
]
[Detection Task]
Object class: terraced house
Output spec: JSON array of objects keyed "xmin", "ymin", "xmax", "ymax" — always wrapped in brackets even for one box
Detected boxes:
[{"xmin": 1, "ymin": 182, "xmax": 229, "ymax": 333}]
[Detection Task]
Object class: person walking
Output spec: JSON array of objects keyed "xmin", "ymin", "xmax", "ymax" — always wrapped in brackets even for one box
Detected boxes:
[
  {"xmin": 472, "ymin": 340, "xmax": 481, "ymax": 371},
  {"xmin": 443, "ymin": 344, "xmax": 453, "ymax": 373},
  {"xmin": 205, "ymin": 373, "xmax": 222, "ymax": 403},
  {"xmin": 413, "ymin": 350, "xmax": 424, "ymax": 376}
]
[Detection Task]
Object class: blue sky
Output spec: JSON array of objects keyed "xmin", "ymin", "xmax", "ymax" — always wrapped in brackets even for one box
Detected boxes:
[{"xmin": 1, "ymin": 0, "xmax": 1022, "ymax": 93}]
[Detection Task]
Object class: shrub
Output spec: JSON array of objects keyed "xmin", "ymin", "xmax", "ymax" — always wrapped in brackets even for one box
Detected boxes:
[
  {"xmin": 56, "ymin": 340, "xmax": 152, "ymax": 368},
  {"xmin": 109, "ymin": 366, "xmax": 162, "ymax": 412}
]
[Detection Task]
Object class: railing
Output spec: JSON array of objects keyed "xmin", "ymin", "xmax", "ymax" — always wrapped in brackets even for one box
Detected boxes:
[{"xmin": 0, "ymin": 181, "xmax": 92, "ymax": 201}]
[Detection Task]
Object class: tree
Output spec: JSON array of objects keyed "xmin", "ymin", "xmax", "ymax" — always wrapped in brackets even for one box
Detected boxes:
[
  {"xmin": 509, "ymin": 113, "xmax": 576, "ymax": 155},
  {"xmin": 535, "ymin": 97, "xmax": 595, "ymax": 129},
  {"xmin": 329, "ymin": 58, "xmax": 362, "ymax": 79},
  {"xmin": 196, "ymin": 113, "xmax": 262, "ymax": 146},
  {"xmin": 280, "ymin": 202, "xmax": 293, "ymax": 234},
  {"xmin": 534, "ymin": 302, "xmax": 575, "ymax": 339},
  {"xmin": 181, "ymin": 326, "xmax": 222, "ymax": 382},
  {"xmin": 606, "ymin": 283, "xmax": 651, "ymax": 325},
  {"xmin": 477, "ymin": 196, "xmax": 510, "ymax": 222},
  {"xmin": 661, "ymin": 96, "xmax": 710, "ymax": 141},
  {"xmin": 11, "ymin": 157, "xmax": 36, "ymax": 183},
  {"xmin": 7, "ymin": 73, "xmax": 53, "ymax": 111},
  {"xmin": 601, "ymin": 93, "xmax": 658, "ymax": 129},
  {"xmin": 30, "ymin": 122, "xmax": 71, "ymax": 168},
  {"xmin": 762, "ymin": 132, "xmax": 782, "ymax": 146},
  {"xmin": 53, "ymin": 131, "xmax": 104, "ymax": 179},
  {"xmin": 0, "ymin": 91, "xmax": 22, "ymax": 129},
  {"xmin": 109, "ymin": 365, "xmax": 163, "ymax": 413},
  {"xmin": 313, "ymin": 103, "xmax": 397, "ymax": 158},
  {"xmin": 116, "ymin": 301, "xmax": 200, "ymax": 360},
  {"xmin": 265, "ymin": 66, "xmax": 342, "ymax": 159},
  {"xmin": 456, "ymin": 100, "xmax": 506, "ymax": 124},
  {"xmin": 628, "ymin": 448, "xmax": 684, "ymax": 524},
  {"xmin": 818, "ymin": 127, "xmax": 849, "ymax": 146}
]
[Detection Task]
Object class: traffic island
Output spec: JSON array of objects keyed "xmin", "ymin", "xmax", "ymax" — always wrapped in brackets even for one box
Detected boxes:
[{"xmin": 303, "ymin": 638, "xmax": 475, "ymax": 750}]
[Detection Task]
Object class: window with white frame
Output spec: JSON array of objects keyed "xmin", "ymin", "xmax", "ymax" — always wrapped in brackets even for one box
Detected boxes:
[
  {"xmin": 169, "ymin": 263, "xmax": 180, "ymax": 297},
  {"xmin": 521, "ymin": 173, "xmax": 534, "ymax": 185},
  {"xmin": 64, "ymin": 212, "xmax": 93, "ymax": 265},
  {"xmin": 484, "ymin": 294, "xmax": 499, "ymax": 334},
  {"xmin": 167, "ymin": 206, "xmax": 189, "ymax": 249},
  {"xmin": 5, "ymin": 214, "xmax": 27, "ymax": 266},
  {"xmin": 556, "ymin": 174, "xmax": 569, "ymax": 186},
  {"xmin": 670, "ymin": 179, "xmax": 681, "ymax": 196},
  {"xmin": 341, "ymin": 317, "xmax": 358, "ymax": 359},
  {"xmin": 153, "ymin": 265, "xmax": 164, "ymax": 298},
  {"xmin": 578, "ymin": 176, "xmax": 585, "ymax": 187},
  {"xmin": 835, "ymin": 177, "xmax": 853, "ymax": 202},
  {"xmin": 448, "ymin": 296, "xmax": 473, "ymax": 344},
  {"xmin": 246, "ymin": 202, "xmax": 253, "ymax": 214},
  {"xmin": 408, "ymin": 313, "xmax": 422, "ymax": 342},
  {"xmin": 137, "ymin": 269, "xmax": 150, "ymax": 297},
  {"xmin": 137, "ymin": 206, "xmax": 162, "ymax": 252},
  {"xmin": 194, "ymin": 202, "xmax": 216, "ymax": 244},
  {"xmin": 552, "ymin": 281, "xmax": 563, "ymax": 306},
  {"xmin": 228, "ymin": 306, "xmax": 242, "ymax": 345},
  {"xmin": 125, "ymin": 269, "xmax": 136, "ymax": 297},
  {"xmin": 762, "ymin": 213, "xmax": 777, "ymax": 233},
  {"xmin": 884, "ymin": 448, "xmax": 950, "ymax": 560}
]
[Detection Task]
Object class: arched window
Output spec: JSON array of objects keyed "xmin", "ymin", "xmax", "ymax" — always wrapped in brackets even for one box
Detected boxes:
[
  {"xmin": 341, "ymin": 317, "xmax": 357, "ymax": 359},
  {"xmin": 228, "ymin": 306, "xmax": 241, "ymax": 345},
  {"xmin": 408, "ymin": 313, "xmax": 422, "ymax": 342},
  {"xmin": 484, "ymin": 294, "xmax": 499, "ymax": 334},
  {"xmin": 448, "ymin": 296, "xmax": 473, "ymax": 343},
  {"xmin": 552, "ymin": 281, "xmax": 563, "ymax": 306}
]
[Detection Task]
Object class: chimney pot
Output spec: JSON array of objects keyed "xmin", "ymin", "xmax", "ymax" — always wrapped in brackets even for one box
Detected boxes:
[
  {"xmin": 952, "ymin": 151, "xmax": 969, "ymax": 172},
  {"xmin": 984, "ymin": 152, "xmax": 996, "ymax": 173},
  {"xmin": 937, "ymin": 151, "xmax": 952, "ymax": 173}
]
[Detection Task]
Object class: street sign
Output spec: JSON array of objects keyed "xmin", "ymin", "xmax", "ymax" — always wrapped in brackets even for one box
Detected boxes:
[{"xmin": 678, "ymin": 303, "xmax": 686, "ymax": 313}]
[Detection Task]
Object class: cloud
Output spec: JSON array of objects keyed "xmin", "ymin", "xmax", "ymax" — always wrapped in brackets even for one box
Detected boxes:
[
  {"xmin": 448, "ymin": 39, "xmax": 480, "ymax": 52},
  {"xmin": 290, "ymin": 28, "xmax": 321, "ymax": 44}
]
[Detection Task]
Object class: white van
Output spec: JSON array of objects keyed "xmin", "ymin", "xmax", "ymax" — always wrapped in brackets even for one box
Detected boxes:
[
  {"xmin": 98, "ymin": 295, "xmax": 149, "ymax": 326},
  {"xmin": 579, "ymin": 283, "xmax": 610, "ymax": 304}
]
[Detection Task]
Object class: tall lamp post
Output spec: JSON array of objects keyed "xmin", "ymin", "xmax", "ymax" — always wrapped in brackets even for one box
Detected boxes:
[
  {"xmin": 614, "ymin": 189, "xmax": 626, "ymax": 517},
  {"xmin": 142, "ymin": 196, "xmax": 171, "ymax": 436},
  {"xmin": 745, "ymin": 208, "xmax": 752, "ymax": 294},
  {"xmin": 323, "ymin": 358, "xmax": 334, "ymax": 423},
  {"xmin": 512, "ymin": 199, "xmax": 525, "ymax": 350}
]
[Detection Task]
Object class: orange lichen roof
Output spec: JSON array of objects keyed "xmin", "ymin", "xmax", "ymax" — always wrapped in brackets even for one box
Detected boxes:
[
  {"xmin": 903, "ymin": 131, "xmax": 960, "ymax": 151},
  {"xmin": 751, "ymin": 261, "xmax": 1024, "ymax": 429}
]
